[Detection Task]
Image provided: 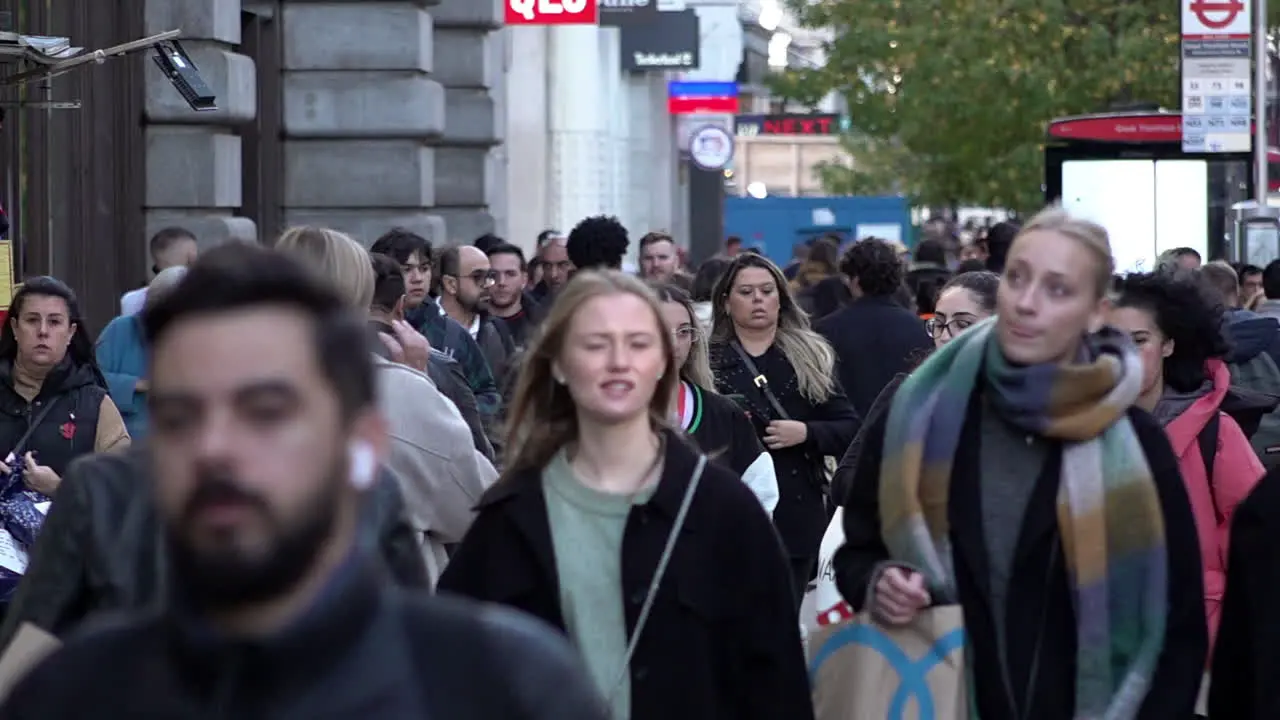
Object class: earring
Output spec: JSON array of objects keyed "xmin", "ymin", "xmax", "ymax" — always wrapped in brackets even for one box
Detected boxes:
[
  {"xmin": 553, "ymin": 374, "xmax": 565, "ymax": 384},
  {"xmin": 657, "ymin": 371, "xmax": 664, "ymax": 380}
]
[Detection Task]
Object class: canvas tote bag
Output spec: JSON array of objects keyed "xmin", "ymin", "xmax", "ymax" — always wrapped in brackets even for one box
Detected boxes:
[{"xmin": 803, "ymin": 510, "xmax": 967, "ymax": 720}]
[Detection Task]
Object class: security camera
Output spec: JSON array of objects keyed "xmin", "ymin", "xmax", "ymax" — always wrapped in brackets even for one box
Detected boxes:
[{"xmin": 151, "ymin": 39, "xmax": 216, "ymax": 112}]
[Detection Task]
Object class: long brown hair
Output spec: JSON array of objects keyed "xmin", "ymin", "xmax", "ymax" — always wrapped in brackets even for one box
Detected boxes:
[
  {"xmin": 648, "ymin": 281, "xmax": 715, "ymax": 391},
  {"xmin": 503, "ymin": 270, "xmax": 679, "ymax": 478}
]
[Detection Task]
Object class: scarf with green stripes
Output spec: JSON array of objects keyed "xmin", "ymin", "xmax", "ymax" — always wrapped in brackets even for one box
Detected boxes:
[{"xmin": 879, "ymin": 317, "xmax": 1167, "ymax": 718}]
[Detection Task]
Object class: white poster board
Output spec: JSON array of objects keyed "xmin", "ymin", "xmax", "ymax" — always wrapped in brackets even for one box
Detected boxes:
[
  {"xmin": 1154, "ymin": 160, "xmax": 1209, "ymax": 261},
  {"xmin": 1062, "ymin": 159, "xmax": 1208, "ymax": 274},
  {"xmin": 1063, "ymin": 160, "xmax": 1157, "ymax": 274}
]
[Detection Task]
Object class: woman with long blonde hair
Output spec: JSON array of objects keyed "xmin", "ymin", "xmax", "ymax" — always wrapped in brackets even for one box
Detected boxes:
[
  {"xmin": 440, "ymin": 270, "xmax": 811, "ymax": 720},
  {"xmin": 708, "ymin": 252, "xmax": 859, "ymax": 597},
  {"xmin": 649, "ymin": 281, "xmax": 778, "ymax": 514},
  {"xmin": 835, "ymin": 207, "xmax": 1205, "ymax": 718}
]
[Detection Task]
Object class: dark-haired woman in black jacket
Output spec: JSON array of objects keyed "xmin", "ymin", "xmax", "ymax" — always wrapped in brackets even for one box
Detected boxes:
[{"xmin": 0, "ymin": 277, "xmax": 128, "ymax": 496}]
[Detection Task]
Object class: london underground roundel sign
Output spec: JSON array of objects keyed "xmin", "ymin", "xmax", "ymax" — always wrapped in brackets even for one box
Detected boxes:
[{"xmin": 689, "ymin": 126, "xmax": 733, "ymax": 171}]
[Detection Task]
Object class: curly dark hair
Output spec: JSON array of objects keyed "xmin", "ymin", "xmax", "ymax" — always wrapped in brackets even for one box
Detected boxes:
[
  {"xmin": 1112, "ymin": 271, "xmax": 1230, "ymax": 393},
  {"xmin": 566, "ymin": 215, "xmax": 629, "ymax": 270},
  {"xmin": 839, "ymin": 238, "xmax": 904, "ymax": 297}
]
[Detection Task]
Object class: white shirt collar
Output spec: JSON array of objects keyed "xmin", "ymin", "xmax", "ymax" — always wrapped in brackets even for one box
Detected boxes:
[{"xmin": 438, "ymin": 300, "xmax": 481, "ymax": 338}]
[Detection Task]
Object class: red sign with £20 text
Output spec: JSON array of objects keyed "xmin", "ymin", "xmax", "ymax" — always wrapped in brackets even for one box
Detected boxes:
[{"xmin": 505, "ymin": 0, "xmax": 598, "ymax": 24}]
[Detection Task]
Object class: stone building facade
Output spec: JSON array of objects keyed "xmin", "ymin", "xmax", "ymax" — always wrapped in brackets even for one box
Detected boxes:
[{"xmin": 144, "ymin": 0, "xmax": 504, "ymax": 249}]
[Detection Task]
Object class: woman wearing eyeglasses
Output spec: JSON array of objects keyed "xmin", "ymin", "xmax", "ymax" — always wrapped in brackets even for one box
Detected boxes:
[
  {"xmin": 833, "ymin": 270, "xmax": 1000, "ymax": 504},
  {"xmin": 925, "ymin": 270, "xmax": 1000, "ymax": 350},
  {"xmin": 651, "ymin": 283, "xmax": 778, "ymax": 515}
]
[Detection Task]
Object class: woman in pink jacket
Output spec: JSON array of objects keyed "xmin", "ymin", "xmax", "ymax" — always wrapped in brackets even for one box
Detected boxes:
[{"xmin": 1109, "ymin": 271, "xmax": 1265, "ymax": 651}]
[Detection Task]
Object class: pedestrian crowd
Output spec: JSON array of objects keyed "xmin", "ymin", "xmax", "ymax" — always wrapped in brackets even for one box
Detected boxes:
[{"xmin": 0, "ymin": 208, "xmax": 1274, "ymax": 718}]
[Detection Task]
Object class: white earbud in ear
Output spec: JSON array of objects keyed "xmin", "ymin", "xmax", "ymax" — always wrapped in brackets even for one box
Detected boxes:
[{"xmin": 348, "ymin": 441, "xmax": 376, "ymax": 491}]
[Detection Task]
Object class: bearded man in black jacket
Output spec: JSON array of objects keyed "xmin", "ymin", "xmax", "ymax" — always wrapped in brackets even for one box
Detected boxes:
[{"xmin": 0, "ymin": 243, "xmax": 605, "ymax": 719}]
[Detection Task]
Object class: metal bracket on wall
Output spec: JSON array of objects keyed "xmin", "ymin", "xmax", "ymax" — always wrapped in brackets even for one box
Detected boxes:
[
  {"xmin": 0, "ymin": 101, "xmax": 78, "ymax": 109},
  {"xmin": 0, "ymin": 29, "xmax": 180, "ymax": 87}
]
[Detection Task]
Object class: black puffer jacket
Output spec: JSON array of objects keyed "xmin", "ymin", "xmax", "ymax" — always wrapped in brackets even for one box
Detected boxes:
[
  {"xmin": 1, "ymin": 561, "xmax": 608, "ymax": 719},
  {"xmin": 0, "ymin": 446, "xmax": 427, "ymax": 648},
  {"xmin": 0, "ymin": 358, "xmax": 109, "ymax": 476}
]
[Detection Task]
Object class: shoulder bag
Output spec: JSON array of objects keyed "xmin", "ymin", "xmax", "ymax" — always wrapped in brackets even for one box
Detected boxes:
[
  {"xmin": 728, "ymin": 339, "xmax": 833, "ymax": 499},
  {"xmin": 605, "ymin": 453, "xmax": 707, "ymax": 712}
]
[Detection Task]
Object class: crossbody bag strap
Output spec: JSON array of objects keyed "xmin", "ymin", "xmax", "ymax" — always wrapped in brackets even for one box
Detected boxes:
[
  {"xmin": 4, "ymin": 400, "xmax": 58, "ymax": 464},
  {"xmin": 1198, "ymin": 413, "xmax": 1222, "ymax": 524},
  {"xmin": 728, "ymin": 339, "xmax": 790, "ymax": 420},
  {"xmin": 607, "ymin": 453, "xmax": 708, "ymax": 709}
]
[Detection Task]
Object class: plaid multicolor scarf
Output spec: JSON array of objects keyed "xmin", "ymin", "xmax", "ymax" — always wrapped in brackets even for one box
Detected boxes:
[{"xmin": 879, "ymin": 317, "xmax": 1167, "ymax": 719}]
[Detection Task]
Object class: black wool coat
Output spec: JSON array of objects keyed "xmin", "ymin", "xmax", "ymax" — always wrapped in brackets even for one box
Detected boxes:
[
  {"xmin": 437, "ymin": 430, "xmax": 814, "ymax": 720},
  {"xmin": 835, "ymin": 390, "xmax": 1207, "ymax": 720},
  {"xmin": 709, "ymin": 342, "xmax": 859, "ymax": 562},
  {"xmin": 1210, "ymin": 466, "xmax": 1280, "ymax": 719}
]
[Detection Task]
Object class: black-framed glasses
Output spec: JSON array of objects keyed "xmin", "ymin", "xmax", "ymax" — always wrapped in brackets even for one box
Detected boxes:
[{"xmin": 924, "ymin": 315, "xmax": 975, "ymax": 338}]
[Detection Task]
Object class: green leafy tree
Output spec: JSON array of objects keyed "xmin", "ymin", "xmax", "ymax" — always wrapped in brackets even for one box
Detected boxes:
[{"xmin": 779, "ymin": 0, "xmax": 1280, "ymax": 210}]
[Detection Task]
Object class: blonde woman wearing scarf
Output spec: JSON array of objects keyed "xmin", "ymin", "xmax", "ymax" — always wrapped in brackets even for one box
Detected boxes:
[{"xmin": 832, "ymin": 208, "xmax": 1206, "ymax": 719}]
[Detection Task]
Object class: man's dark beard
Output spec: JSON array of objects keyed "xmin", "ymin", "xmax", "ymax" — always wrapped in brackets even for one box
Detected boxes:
[{"xmin": 166, "ymin": 460, "xmax": 343, "ymax": 613}]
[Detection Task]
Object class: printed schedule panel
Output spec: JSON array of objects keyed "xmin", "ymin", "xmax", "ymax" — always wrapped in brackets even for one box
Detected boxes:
[{"xmin": 1181, "ymin": 0, "xmax": 1251, "ymax": 153}]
